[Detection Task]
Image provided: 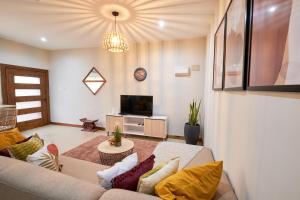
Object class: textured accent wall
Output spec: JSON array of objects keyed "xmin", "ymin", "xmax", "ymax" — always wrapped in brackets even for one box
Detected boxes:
[{"xmin": 49, "ymin": 37, "xmax": 206, "ymax": 136}]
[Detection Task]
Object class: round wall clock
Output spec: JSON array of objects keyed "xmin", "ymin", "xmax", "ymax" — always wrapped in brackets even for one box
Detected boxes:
[{"xmin": 134, "ymin": 67, "xmax": 147, "ymax": 81}]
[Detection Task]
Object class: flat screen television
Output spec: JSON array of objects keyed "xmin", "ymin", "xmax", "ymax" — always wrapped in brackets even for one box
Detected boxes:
[{"xmin": 120, "ymin": 95, "xmax": 153, "ymax": 116}]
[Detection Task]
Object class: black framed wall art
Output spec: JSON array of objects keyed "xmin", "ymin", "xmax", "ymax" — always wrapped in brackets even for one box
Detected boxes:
[
  {"xmin": 213, "ymin": 15, "xmax": 226, "ymax": 91},
  {"xmin": 224, "ymin": 0, "xmax": 248, "ymax": 90},
  {"xmin": 247, "ymin": 0, "xmax": 300, "ymax": 92}
]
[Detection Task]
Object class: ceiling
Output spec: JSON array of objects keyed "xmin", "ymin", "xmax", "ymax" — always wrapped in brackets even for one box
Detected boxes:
[{"xmin": 0, "ymin": 0, "xmax": 216, "ymax": 50}]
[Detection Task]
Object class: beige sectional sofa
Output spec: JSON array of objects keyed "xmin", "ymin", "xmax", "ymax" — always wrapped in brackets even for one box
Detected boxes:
[{"xmin": 0, "ymin": 147, "xmax": 237, "ymax": 200}]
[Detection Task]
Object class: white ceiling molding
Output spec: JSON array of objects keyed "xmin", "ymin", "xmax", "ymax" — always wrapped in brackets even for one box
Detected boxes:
[{"xmin": 0, "ymin": 0, "xmax": 216, "ymax": 49}]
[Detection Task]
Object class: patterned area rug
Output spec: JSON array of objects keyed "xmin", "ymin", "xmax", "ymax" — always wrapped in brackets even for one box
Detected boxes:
[{"xmin": 62, "ymin": 135, "xmax": 159, "ymax": 164}]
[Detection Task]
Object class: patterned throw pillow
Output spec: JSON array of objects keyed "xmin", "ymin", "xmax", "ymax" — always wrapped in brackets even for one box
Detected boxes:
[
  {"xmin": 111, "ymin": 154, "xmax": 155, "ymax": 191},
  {"xmin": 0, "ymin": 128, "xmax": 26, "ymax": 150},
  {"xmin": 0, "ymin": 136, "xmax": 32, "ymax": 157},
  {"xmin": 27, "ymin": 146, "xmax": 59, "ymax": 171},
  {"xmin": 8, "ymin": 137, "xmax": 43, "ymax": 161}
]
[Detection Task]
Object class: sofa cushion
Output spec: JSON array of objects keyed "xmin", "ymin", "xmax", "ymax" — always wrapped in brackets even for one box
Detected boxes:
[
  {"xmin": 112, "ymin": 154, "xmax": 155, "ymax": 191},
  {"xmin": 0, "ymin": 128, "xmax": 26, "ymax": 150},
  {"xmin": 8, "ymin": 137, "xmax": 43, "ymax": 161},
  {"xmin": 138, "ymin": 158, "xmax": 179, "ymax": 194},
  {"xmin": 185, "ymin": 148, "xmax": 237, "ymax": 200},
  {"xmin": 100, "ymin": 189, "xmax": 161, "ymax": 200},
  {"xmin": 97, "ymin": 153, "xmax": 138, "ymax": 189},
  {"xmin": 59, "ymin": 155, "xmax": 109, "ymax": 184},
  {"xmin": 27, "ymin": 146, "xmax": 59, "ymax": 171},
  {"xmin": 0, "ymin": 156, "xmax": 105, "ymax": 200},
  {"xmin": 155, "ymin": 161, "xmax": 223, "ymax": 200}
]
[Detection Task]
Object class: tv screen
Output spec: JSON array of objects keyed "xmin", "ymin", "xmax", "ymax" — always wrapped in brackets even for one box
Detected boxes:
[{"xmin": 120, "ymin": 95, "xmax": 153, "ymax": 116}]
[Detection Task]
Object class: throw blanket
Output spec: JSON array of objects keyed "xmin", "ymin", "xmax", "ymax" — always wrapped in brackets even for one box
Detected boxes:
[{"xmin": 153, "ymin": 142, "xmax": 203, "ymax": 169}]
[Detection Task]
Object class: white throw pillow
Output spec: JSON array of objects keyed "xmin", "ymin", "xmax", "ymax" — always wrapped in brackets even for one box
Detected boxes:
[
  {"xmin": 137, "ymin": 157, "xmax": 180, "ymax": 194},
  {"xmin": 26, "ymin": 146, "xmax": 59, "ymax": 171},
  {"xmin": 97, "ymin": 152, "xmax": 138, "ymax": 189}
]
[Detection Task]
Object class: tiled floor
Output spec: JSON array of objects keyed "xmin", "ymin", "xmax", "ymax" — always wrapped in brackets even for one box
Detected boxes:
[{"xmin": 23, "ymin": 125, "xmax": 185, "ymax": 154}]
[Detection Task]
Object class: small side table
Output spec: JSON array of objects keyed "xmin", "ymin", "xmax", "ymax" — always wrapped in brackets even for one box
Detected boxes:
[
  {"xmin": 97, "ymin": 138, "xmax": 134, "ymax": 166},
  {"xmin": 80, "ymin": 118, "xmax": 98, "ymax": 132}
]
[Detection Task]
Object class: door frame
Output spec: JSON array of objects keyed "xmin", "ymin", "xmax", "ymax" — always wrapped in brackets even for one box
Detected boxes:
[{"xmin": 0, "ymin": 63, "xmax": 50, "ymax": 130}]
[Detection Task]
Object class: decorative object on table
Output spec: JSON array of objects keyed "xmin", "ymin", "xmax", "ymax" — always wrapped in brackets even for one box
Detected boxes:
[
  {"xmin": 247, "ymin": 0, "xmax": 300, "ymax": 92},
  {"xmin": 109, "ymin": 126, "xmax": 122, "ymax": 147},
  {"xmin": 82, "ymin": 67, "xmax": 106, "ymax": 95},
  {"xmin": 97, "ymin": 138, "xmax": 134, "ymax": 166},
  {"xmin": 184, "ymin": 100, "xmax": 201, "ymax": 145},
  {"xmin": 155, "ymin": 161, "xmax": 223, "ymax": 200},
  {"xmin": 134, "ymin": 67, "xmax": 147, "ymax": 81},
  {"xmin": 224, "ymin": 0, "xmax": 248, "ymax": 90},
  {"xmin": 63, "ymin": 135, "xmax": 158, "ymax": 165},
  {"xmin": 80, "ymin": 118, "xmax": 98, "ymax": 132},
  {"xmin": 103, "ymin": 11, "xmax": 129, "ymax": 53},
  {"xmin": 111, "ymin": 154, "xmax": 155, "ymax": 191},
  {"xmin": 0, "ymin": 105, "xmax": 17, "ymax": 131},
  {"xmin": 97, "ymin": 153, "xmax": 138, "ymax": 189},
  {"xmin": 213, "ymin": 15, "xmax": 226, "ymax": 90}
]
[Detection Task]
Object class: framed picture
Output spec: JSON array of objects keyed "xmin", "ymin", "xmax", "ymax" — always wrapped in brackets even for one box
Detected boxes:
[
  {"xmin": 247, "ymin": 0, "xmax": 300, "ymax": 92},
  {"xmin": 224, "ymin": 0, "xmax": 248, "ymax": 90},
  {"xmin": 213, "ymin": 15, "xmax": 226, "ymax": 90}
]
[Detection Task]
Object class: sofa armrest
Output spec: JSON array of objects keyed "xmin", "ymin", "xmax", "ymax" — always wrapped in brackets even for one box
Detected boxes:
[
  {"xmin": 0, "ymin": 156, "xmax": 106, "ymax": 200},
  {"xmin": 100, "ymin": 189, "xmax": 161, "ymax": 200}
]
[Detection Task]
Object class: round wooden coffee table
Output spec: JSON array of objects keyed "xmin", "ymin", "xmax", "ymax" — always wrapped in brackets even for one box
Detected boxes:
[{"xmin": 97, "ymin": 138, "xmax": 134, "ymax": 166}]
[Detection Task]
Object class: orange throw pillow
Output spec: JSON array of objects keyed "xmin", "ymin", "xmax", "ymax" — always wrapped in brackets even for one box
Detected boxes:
[{"xmin": 0, "ymin": 128, "xmax": 26, "ymax": 150}]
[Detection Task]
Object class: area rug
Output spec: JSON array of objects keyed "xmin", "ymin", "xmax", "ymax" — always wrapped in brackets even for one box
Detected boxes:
[{"xmin": 62, "ymin": 135, "xmax": 159, "ymax": 164}]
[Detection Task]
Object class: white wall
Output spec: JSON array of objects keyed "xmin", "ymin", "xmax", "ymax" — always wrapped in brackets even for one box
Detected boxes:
[
  {"xmin": 49, "ymin": 37, "xmax": 206, "ymax": 136},
  {"xmin": 0, "ymin": 38, "xmax": 50, "ymax": 104},
  {"xmin": 204, "ymin": 1, "xmax": 300, "ymax": 199}
]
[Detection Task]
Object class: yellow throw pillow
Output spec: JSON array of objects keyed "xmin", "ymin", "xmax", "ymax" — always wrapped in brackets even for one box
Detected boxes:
[
  {"xmin": 8, "ymin": 137, "xmax": 43, "ymax": 161},
  {"xmin": 155, "ymin": 161, "xmax": 223, "ymax": 200},
  {"xmin": 0, "ymin": 128, "xmax": 26, "ymax": 150}
]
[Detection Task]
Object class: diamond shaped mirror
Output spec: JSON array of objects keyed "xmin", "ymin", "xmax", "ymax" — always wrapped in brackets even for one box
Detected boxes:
[{"xmin": 83, "ymin": 67, "xmax": 106, "ymax": 95}]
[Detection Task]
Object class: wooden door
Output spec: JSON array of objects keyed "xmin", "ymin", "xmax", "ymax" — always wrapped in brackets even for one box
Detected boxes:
[{"xmin": 1, "ymin": 64, "xmax": 50, "ymax": 131}]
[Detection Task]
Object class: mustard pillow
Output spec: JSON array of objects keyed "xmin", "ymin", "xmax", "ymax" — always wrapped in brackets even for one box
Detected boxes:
[
  {"xmin": 0, "ymin": 128, "xmax": 26, "ymax": 150},
  {"xmin": 155, "ymin": 161, "xmax": 223, "ymax": 200}
]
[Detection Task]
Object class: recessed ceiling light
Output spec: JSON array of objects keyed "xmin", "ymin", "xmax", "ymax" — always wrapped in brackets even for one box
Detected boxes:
[
  {"xmin": 158, "ymin": 20, "xmax": 165, "ymax": 28},
  {"xmin": 268, "ymin": 6, "xmax": 277, "ymax": 13},
  {"xmin": 40, "ymin": 37, "xmax": 47, "ymax": 42}
]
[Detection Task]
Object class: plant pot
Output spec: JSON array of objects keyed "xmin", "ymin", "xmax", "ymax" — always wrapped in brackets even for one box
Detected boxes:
[
  {"xmin": 114, "ymin": 140, "xmax": 121, "ymax": 147},
  {"xmin": 184, "ymin": 123, "xmax": 200, "ymax": 145}
]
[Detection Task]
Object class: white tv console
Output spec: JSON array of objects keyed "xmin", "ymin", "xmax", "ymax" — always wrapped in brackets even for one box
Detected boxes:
[{"xmin": 106, "ymin": 114, "xmax": 168, "ymax": 139}]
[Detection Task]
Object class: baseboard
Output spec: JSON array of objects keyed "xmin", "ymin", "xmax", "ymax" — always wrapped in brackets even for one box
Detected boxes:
[
  {"xmin": 167, "ymin": 135, "xmax": 203, "ymax": 145},
  {"xmin": 167, "ymin": 135, "xmax": 185, "ymax": 140},
  {"xmin": 50, "ymin": 122, "xmax": 105, "ymax": 131}
]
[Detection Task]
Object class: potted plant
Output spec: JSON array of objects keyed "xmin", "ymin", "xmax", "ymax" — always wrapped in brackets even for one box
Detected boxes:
[
  {"xmin": 184, "ymin": 100, "xmax": 201, "ymax": 145},
  {"xmin": 113, "ymin": 126, "xmax": 122, "ymax": 147}
]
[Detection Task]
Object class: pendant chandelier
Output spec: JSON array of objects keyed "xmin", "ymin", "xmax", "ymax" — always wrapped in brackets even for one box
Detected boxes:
[{"xmin": 103, "ymin": 11, "xmax": 129, "ymax": 53}]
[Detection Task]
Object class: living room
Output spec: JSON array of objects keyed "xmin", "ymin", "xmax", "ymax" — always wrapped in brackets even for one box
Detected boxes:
[{"xmin": 0, "ymin": 0, "xmax": 300, "ymax": 200}]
